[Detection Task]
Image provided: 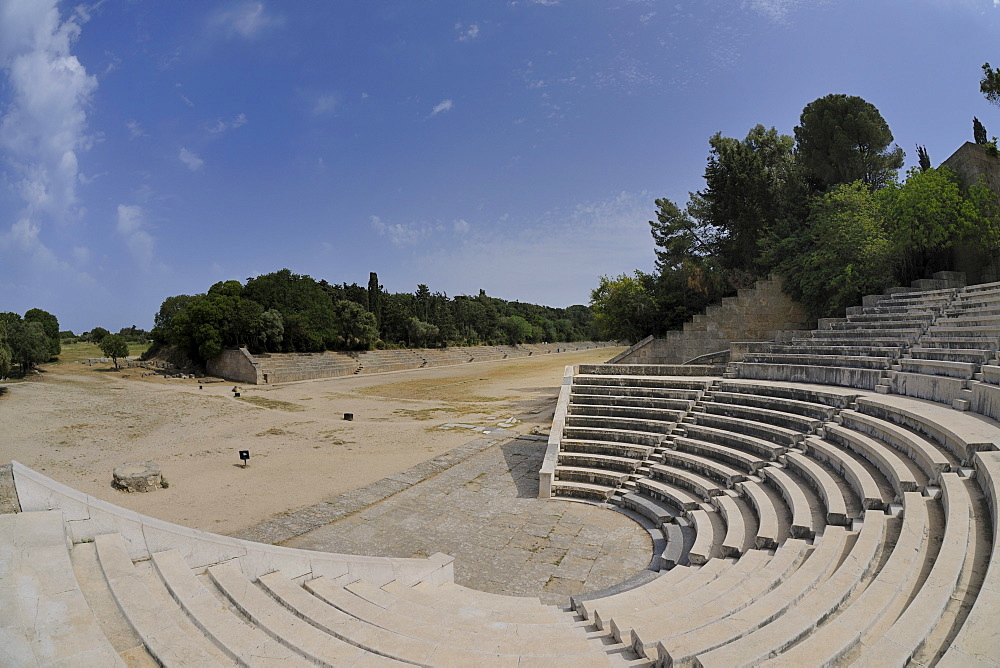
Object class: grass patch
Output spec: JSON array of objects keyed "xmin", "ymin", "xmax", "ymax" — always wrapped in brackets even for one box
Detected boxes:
[
  {"xmin": 237, "ymin": 396, "xmax": 306, "ymax": 411},
  {"xmin": 393, "ymin": 407, "xmax": 455, "ymax": 420},
  {"xmin": 355, "ymin": 377, "xmax": 513, "ymax": 403},
  {"xmin": 256, "ymin": 427, "xmax": 289, "ymax": 437},
  {"xmin": 318, "ymin": 429, "xmax": 354, "ymax": 446},
  {"xmin": 55, "ymin": 341, "xmax": 150, "ymax": 365}
]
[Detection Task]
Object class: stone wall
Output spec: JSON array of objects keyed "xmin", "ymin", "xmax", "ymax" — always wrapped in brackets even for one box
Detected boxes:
[
  {"xmin": 205, "ymin": 348, "xmax": 261, "ymax": 384},
  {"xmin": 942, "ymin": 142, "xmax": 1000, "ymax": 283},
  {"xmin": 614, "ymin": 275, "xmax": 811, "ymax": 365}
]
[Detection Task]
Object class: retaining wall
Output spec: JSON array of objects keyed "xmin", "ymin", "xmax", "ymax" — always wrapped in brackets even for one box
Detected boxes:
[
  {"xmin": 614, "ymin": 275, "xmax": 811, "ymax": 365},
  {"xmin": 205, "ymin": 348, "xmax": 261, "ymax": 384}
]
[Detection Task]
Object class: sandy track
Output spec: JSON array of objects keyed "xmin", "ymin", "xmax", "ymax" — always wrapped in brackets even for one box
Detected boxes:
[{"xmin": 0, "ymin": 348, "xmax": 623, "ymax": 535}]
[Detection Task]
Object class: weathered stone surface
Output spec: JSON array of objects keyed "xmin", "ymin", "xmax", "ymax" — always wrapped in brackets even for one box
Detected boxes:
[
  {"xmin": 281, "ymin": 435, "xmax": 653, "ymax": 605},
  {"xmin": 112, "ymin": 461, "xmax": 164, "ymax": 493}
]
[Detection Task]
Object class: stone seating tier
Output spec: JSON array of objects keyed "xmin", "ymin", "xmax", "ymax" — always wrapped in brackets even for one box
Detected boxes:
[
  {"xmin": 558, "ymin": 438, "xmax": 653, "ymax": 459},
  {"xmin": 657, "ymin": 448, "xmax": 750, "ymax": 487},
  {"xmin": 606, "ymin": 545, "xmax": 802, "ymax": 647},
  {"xmin": 908, "ymin": 346, "xmax": 996, "ymax": 363},
  {"xmin": 554, "ymin": 465, "xmax": 630, "ymax": 487},
  {"xmin": 566, "ymin": 402, "xmax": 687, "ymax": 423},
  {"xmin": 801, "ymin": 435, "xmax": 894, "ymax": 509},
  {"xmin": 823, "ymin": 422, "xmax": 926, "ymax": 494},
  {"xmin": 696, "ymin": 511, "xmax": 890, "ymax": 667},
  {"xmin": 697, "ymin": 401, "xmax": 822, "ymax": 434},
  {"xmin": 709, "ymin": 390, "xmax": 838, "ymax": 421},
  {"xmin": 678, "ymin": 423, "xmax": 787, "ymax": 460},
  {"xmin": 560, "ymin": 425, "xmax": 665, "ymax": 447},
  {"xmin": 569, "ymin": 392, "xmax": 695, "ymax": 411},
  {"xmin": 735, "ymin": 362, "xmax": 887, "ymax": 391},
  {"xmin": 556, "ymin": 451, "xmax": 644, "ymax": 472},
  {"xmin": 897, "ymin": 357, "xmax": 978, "ymax": 379},
  {"xmin": 646, "ymin": 527, "xmax": 852, "ymax": 662},
  {"xmin": 563, "ymin": 414, "xmax": 676, "ymax": 436},
  {"xmin": 686, "ymin": 411, "xmax": 804, "ymax": 447},
  {"xmin": 667, "ymin": 436, "xmax": 769, "ymax": 475}
]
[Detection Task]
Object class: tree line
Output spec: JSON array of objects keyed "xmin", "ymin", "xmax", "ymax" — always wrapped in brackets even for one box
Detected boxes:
[
  {"xmin": 592, "ymin": 88, "xmax": 1000, "ymax": 342},
  {"xmin": 0, "ymin": 309, "xmax": 60, "ymax": 378},
  {"xmin": 150, "ymin": 269, "xmax": 598, "ymax": 365}
]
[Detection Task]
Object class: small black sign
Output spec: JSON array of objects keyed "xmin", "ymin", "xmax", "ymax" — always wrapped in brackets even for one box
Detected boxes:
[{"xmin": 239, "ymin": 450, "xmax": 250, "ymax": 467}]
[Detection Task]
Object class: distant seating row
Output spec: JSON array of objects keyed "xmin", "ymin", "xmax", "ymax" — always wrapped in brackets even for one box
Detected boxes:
[{"xmin": 250, "ymin": 341, "xmax": 621, "ymax": 383}]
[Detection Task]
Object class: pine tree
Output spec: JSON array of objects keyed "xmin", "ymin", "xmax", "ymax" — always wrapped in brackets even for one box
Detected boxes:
[{"xmin": 974, "ymin": 117, "xmax": 989, "ymax": 145}]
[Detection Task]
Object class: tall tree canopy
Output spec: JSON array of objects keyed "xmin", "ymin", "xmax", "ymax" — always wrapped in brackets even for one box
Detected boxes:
[
  {"xmin": 23, "ymin": 308, "xmax": 60, "ymax": 359},
  {"xmin": 794, "ymin": 94, "xmax": 904, "ymax": 191},
  {"xmin": 689, "ymin": 125, "xmax": 799, "ymax": 272},
  {"xmin": 982, "ymin": 62, "xmax": 1000, "ymax": 106},
  {"xmin": 974, "ymin": 116, "xmax": 989, "ymax": 145}
]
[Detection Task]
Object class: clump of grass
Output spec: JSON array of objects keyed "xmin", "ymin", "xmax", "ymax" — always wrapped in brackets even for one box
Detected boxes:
[
  {"xmin": 256, "ymin": 427, "xmax": 288, "ymax": 437},
  {"xmin": 237, "ymin": 396, "xmax": 305, "ymax": 411}
]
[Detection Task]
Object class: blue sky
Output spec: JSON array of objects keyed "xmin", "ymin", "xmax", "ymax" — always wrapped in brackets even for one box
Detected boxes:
[{"xmin": 2, "ymin": 0, "xmax": 1000, "ymax": 333}]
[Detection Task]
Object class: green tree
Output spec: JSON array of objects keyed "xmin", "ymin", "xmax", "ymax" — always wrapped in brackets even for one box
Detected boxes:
[
  {"xmin": 0, "ymin": 315, "xmax": 13, "ymax": 378},
  {"xmin": 332, "ymin": 300, "xmax": 378, "ymax": 349},
  {"xmin": 688, "ymin": 125, "xmax": 800, "ymax": 271},
  {"xmin": 649, "ymin": 198, "xmax": 712, "ymax": 273},
  {"xmin": 884, "ymin": 167, "xmax": 1000, "ymax": 281},
  {"xmin": 498, "ymin": 315, "xmax": 533, "ymax": 345},
  {"xmin": 151, "ymin": 295, "xmax": 194, "ymax": 344},
  {"xmin": 244, "ymin": 269, "xmax": 336, "ymax": 352},
  {"xmin": 406, "ymin": 317, "xmax": 440, "ymax": 347},
  {"xmin": 590, "ymin": 273, "xmax": 657, "ymax": 342},
  {"xmin": 24, "ymin": 308, "xmax": 60, "ymax": 359},
  {"xmin": 794, "ymin": 94, "xmax": 904, "ymax": 191},
  {"xmin": 88, "ymin": 327, "xmax": 110, "ymax": 344},
  {"xmin": 415, "ymin": 284, "xmax": 431, "ymax": 321},
  {"xmin": 916, "ymin": 145, "xmax": 931, "ymax": 172},
  {"xmin": 10, "ymin": 319, "xmax": 51, "ymax": 375},
  {"xmin": 367, "ymin": 272, "xmax": 381, "ymax": 331},
  {"xmin": 975, "ymin": 116, "xmax": 989, "ymax": 145},
  {"xmin": 772, "ymin": 181, "xmax": 895, "ymax": 318},
  {"xmin": 258, "ymin": 309, "xmax": 284, "ymax": 350},
  {"xmin": 100, "ymin": 333, "xmax": 130, "ymax": 369},
  {"xmin": 981, "ymin": 62, "xmax": 1000, "ymax": 106}
]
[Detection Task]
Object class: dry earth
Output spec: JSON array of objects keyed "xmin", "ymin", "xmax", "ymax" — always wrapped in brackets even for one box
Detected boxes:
[{"xmin": 0, "ymin": 348, "xmax": 624, "ymax": 536}]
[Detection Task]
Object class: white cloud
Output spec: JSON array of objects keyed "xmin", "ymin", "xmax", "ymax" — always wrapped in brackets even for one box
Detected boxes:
[
  {"xmin": 210, "ymin": 2, "xmax": 283, "ymax": 39},
  {"xmin": 453, "ymin": 219, "xmax": 470, "ymax": 235},
  {"xmin": 117, "ymin": 204, "xmax": 155, "ymax": 266},
  {"xmin": 208, "ymin": 112, "xmax": 248, "ymax": 133},
  {"xmin": 430, "ymin": 99, "xmax": 454, "ymax": 117},
  {"xmin": 741, "ymin": 0, "xmax": 805, "ymax": 23},
  {"xmin": 179, "ymin": 147, "xmax": 204, "ymax": 171},
  {"xmin": 370, "ymin": 215, "xmax": 431, "ymax": 247},
  {"xmin": 126, "ymin": 120, "xmax": 147, "ymax": 139},
  {"xmin": 455, "ymin": 22, "xmax": 480, "ymax": 42},
  {"xmin": 0, "ymin": 0, "xmax": 97, "ymax": 226},
  {"xmin": 312, "ymin": 94, "xmax": 338, "ymax": 116}
]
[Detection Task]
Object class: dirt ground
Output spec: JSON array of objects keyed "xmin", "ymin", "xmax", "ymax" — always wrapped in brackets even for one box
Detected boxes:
[{"xmin": 0, "ymin": 348, "xmax": 623, "ymax": 535}]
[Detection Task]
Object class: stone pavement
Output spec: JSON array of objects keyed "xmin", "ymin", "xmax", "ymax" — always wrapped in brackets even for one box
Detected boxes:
[{"xmin": 282, "ymin": 435, "xmax": 653, "ymax": 605}]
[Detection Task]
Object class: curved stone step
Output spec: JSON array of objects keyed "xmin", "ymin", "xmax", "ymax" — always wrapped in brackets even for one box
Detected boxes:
[
  {"xmin": 93, "ymin": 533, "xmax": 226, "ymax": 666},
  {"xmin": 850, "ymin": 473, "xmax": 975, "ymax": 666},
  {"xmin": 768, "ymin": 492, "xmax": 930, "ymax": 665},
  {"xmin": 649, "ymin": 527, "xmax": 851, "ymax": 663},
  {"xmin": 149, "ymin": 550, "xmax": 308, "ymax": 665}
]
